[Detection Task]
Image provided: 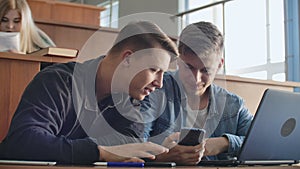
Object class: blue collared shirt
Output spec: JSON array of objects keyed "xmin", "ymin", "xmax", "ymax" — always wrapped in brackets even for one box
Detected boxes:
[{"xmin": 142, "ymin": 71, "xmax": 253, "ymax": 160}]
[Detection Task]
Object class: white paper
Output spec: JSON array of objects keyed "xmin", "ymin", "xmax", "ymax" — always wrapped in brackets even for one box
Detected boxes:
[{"xmin": 0, "ymin": 31, "xmax": 20, "ymax": 52}]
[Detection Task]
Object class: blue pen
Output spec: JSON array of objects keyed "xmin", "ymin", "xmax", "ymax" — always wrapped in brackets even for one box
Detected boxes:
[{"xmin": 93, "ymin": 162, "xmax": 145, "ymax": 167}]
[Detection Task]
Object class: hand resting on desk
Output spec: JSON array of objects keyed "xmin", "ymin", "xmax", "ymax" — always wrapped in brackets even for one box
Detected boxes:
[{"xmin": 98, "ymin": 142, "xmax": 169, "ymax": 162}]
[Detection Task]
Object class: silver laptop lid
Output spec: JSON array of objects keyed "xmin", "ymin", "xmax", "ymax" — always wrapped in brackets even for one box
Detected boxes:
[{"xmin": 238, "ymin": 89, "xmax": 300, "ymax": 161}]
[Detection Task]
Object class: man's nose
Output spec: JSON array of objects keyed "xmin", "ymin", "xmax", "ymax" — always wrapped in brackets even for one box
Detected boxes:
[
  {"xmin": 194, "ymin": 70, "xmax": 203, "ymax": 83},
  {"xmin": 153, "ymin": 72, "xmax": 163, "ymax": 89}
]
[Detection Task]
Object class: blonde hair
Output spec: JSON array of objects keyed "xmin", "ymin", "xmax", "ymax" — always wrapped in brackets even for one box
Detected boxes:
[
  {"xmin": 0, "ymin": 0, "xmax": 55, "ymax": 53},
  {"xmin": 179, "ymin": 21, "xmax": 224, "ymax": 61}
]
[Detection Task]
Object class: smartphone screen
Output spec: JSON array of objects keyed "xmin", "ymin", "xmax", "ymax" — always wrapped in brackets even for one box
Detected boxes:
[{"xmin": 178, "ymin": 128, "xmax": 206, "ymax": 146}]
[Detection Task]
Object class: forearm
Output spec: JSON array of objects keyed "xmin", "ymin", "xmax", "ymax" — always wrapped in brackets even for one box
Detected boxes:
[
  {"xmin": 204, "ymin": 137, "xmax": 229, "ymax": 156},
  {"xmin": 0, "ymin": 128, "xmax": 99, "ymax": 164},
  {"xmin": 222, "ymin": 134, "xmax": 245, "ymax": 155}
]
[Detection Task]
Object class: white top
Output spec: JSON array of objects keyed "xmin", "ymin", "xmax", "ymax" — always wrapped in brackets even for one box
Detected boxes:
[{"xmin": 185, "ymin": 104, "xmax": 208, "ymax": 129}]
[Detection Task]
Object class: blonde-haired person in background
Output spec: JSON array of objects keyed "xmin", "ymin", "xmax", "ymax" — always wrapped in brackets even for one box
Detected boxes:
[{"xmin": 0, "ymin": 0, "xmax": 55, "ymax": 53}]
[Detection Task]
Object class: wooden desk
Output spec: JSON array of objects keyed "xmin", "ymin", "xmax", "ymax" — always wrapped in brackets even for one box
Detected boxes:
[
  {"xmin": 28, "ymin": 0, "xmax": 105, "ymax": 27},
  {"xmin": 214, "ymin": 75, "xmax": 300, "ymax": 114},
  {"xmin": 0, "ymin": 164, "xmax": 299, "ymax": 169},
  {"xmin": 35, "ymin": 20, "xmax": 118, "ymax": 60},
  {"xmin": 0, "ymin": 52, "xmax": 76, "ymax": 141}
]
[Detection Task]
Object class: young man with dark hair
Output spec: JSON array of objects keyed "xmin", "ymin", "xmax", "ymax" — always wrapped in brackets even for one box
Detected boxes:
[{"xmin": 0, "ymin": 21, "xmax": 178, "ymax": 164}]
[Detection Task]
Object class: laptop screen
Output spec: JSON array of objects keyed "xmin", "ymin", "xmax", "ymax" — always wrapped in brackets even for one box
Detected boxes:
[{"xmin": 238, "ymin": 89, "xmax": 300, "ymax": 161}]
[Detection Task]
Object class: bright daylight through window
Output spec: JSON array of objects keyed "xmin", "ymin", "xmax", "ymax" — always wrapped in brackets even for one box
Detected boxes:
[{"xmin": 182, "ymin": 0, "xmax": 285, "ymax": 81}]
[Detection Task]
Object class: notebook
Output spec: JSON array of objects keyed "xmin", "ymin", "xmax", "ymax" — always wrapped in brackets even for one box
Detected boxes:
[
  {"xmin": 199, "ymin": 89, "xmax": 300, "ymax": 166},
  {"xmin": 0, "ymin": 32, "xmax": 20, "ymax": 52}
]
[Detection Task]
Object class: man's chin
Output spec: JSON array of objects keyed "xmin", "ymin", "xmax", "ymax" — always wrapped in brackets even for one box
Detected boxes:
[
  {"xmin": 185, "ymin": 90, "xmax": 200, "ymax": 97},
  {"xmin": 195, "ymin": 90, "xmax": 205, "ymax": 96},
  {"xmin": 133, "ymin": 95, "xmax": 145, "ymax": 101}
]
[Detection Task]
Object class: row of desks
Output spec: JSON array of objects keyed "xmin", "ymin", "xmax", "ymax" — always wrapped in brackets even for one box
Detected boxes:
[
  {"xmin": 0, "ymin": 164, "xmax": 300, "ymax": 169},
  {"xmin": 1, "ymin": 53, "xmax": 300, "ymax": 169},
  {"xmin": 0, "ymin": 52, "xmax": 76, "ymax": 141},
  {"xmin": 2, "ymin": 52, "xmax": 300, "ymax": 140}
]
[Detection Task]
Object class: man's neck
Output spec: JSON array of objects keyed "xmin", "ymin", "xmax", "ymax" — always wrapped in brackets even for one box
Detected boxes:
[
  {"xmin": 187, "ymin": 90, "xmax": 210, "ymax": 110},
  {"xmin": 95, "ymin": 58, "xmax": 114, "ymax": 101}
]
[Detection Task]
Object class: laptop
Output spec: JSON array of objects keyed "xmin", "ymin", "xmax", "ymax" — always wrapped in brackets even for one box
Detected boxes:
[{"xmin": 199, "ymin": 88, "xmax": 300, "ymax": 166}]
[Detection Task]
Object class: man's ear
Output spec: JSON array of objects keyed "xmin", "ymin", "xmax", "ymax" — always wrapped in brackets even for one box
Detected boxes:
[
  {"xmin": 218, "ymin": 58, "xmax": 224, "ymax": 69},
  {"xmin": 121, "ymin": 50, "xmax": 133, "ymax": 66}
]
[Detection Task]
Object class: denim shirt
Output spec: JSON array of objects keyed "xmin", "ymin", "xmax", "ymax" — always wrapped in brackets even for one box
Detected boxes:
[{"xmin": 142, "ymin": 71, "xmax": 253, "ymax": 160}]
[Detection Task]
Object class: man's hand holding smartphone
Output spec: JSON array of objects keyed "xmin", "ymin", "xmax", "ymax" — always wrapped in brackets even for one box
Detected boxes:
[
  {"xmin": 178, "ymin": 128, "xmax": 206, "ymax": 146},
  {"xmin": 157, "ymin": 128, "xmax": 206, "ymax": 165}
]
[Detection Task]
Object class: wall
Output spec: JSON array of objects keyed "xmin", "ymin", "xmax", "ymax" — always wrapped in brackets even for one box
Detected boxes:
[
  {"xmin": 118, "ymin": 0, "xmax": 179, "ymax": 37},
  {"xmin": 36, "ymin": 21, "xmax": 118, "ymax": 61},
  {"xmin": 55, "ymin": 0, "xmax": 180, "ymax": 37}
]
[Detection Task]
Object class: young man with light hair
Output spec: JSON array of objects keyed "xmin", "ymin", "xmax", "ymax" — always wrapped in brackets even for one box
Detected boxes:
[{"xmin": 143, "ymin": 21, "xmax": 253, "ymax": 165}]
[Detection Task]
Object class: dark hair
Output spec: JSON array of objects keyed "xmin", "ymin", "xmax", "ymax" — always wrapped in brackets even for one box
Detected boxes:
[{"xmin": 109, "ymin": 21, "xmax": 178, "ymax": 61}]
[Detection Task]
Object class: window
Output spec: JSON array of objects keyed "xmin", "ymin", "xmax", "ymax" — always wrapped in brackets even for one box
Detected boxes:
[
  {"xmin": 98, "ymin": 0, "xmax": 119, "ymax": 28},
  {"xmin": 180, "ymin": 0, "xmax": 286, "ymax": 81}
]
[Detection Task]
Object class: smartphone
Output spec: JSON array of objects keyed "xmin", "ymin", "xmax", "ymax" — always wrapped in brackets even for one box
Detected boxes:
[
  {"xmin": 178, "ymin": 128, "xmax": 206, "ymax": 146},
  {"xmin": 144, "ymin": 162, "xmax": 176, "ymax": 167}
]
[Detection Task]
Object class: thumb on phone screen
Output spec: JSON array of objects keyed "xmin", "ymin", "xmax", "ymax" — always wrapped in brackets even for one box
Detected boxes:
[{"xmin": 162, "ymin": 132, "xmax": 180, "ymax": 148}]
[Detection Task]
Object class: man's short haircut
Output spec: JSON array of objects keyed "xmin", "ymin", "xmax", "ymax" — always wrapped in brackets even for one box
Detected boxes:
[
  {"xmin": 109, "ymin": 21, "xmax": 178, "ymax": 61},
  {"xmin": 178, "ymin": 21, "xmax": 224, "ymax": 60}
]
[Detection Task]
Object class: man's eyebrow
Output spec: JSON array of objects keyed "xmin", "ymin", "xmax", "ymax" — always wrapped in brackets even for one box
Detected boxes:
[
  {"xmin": 152, "ymin": 65, "xmax": 169, "ymax": 72},
  {"xmin": 148, "ymin": 65, "xmax": 162, "ymax": 70},
  {"xmin": 185, "ymin": 63, "xmax": 194, "ymax": 67}
]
